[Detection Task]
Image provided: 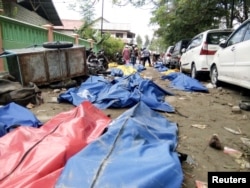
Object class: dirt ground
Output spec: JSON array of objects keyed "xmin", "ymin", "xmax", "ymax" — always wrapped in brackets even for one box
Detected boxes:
[{"xmin": 30, "ymin": 66, "xmax": 250, "ymax": 188}]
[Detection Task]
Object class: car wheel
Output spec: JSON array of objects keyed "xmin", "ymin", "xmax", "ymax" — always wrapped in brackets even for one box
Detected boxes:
[
  {"xmin": 43, "ymin": 41, "xmax": 73, "ymax": 49},
  {"xmin": 191, "ymin": 64, "xmax": 197, "ymax": 79},
  {"xmin": 210, "ymin": 65, "xmax": 218, "ymax": 86},
  {"xmin": 239, "ymin": 101, "xmax": 250, "ymax": 111}
]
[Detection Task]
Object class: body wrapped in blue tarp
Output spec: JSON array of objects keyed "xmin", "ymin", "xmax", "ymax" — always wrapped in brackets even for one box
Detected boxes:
[
  {"xmin": 0, "ymin": 102, "xmax": 42, "ymax": 137},
  {"xmin": 55, "ymin": 101, "xmax": 183, "ymax": 188},
  {"xmin": 58, "ymin": 73, "xmax": 175, "ymax": 112},
  {"xmin": 162, "ymin": 72, "xmax": 209, "ymax": 92}
]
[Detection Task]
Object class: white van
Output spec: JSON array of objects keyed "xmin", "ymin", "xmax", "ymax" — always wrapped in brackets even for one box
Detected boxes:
[
  {"xmin": 210, "ymin": 18, "xmax": 250, "ymax": 90},
  {"xmin": 180, "ymin": 29, "xmax": 233, "ymax": 79}
]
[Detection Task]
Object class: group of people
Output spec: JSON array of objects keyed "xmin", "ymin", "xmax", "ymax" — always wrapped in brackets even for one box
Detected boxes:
[{"xmin": 122, "ymin": 44, "xmax": 152, "ymax": 67}]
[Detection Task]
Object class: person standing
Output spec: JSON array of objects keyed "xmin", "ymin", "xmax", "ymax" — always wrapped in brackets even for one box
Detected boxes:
[
  {"xmin": 142, "ymin": 47, "xmax": 152, "ymax": 67},
  {"xmin": 122, "ymin": 45, "xmax": 130, "ymax": 64},
  {"xmin": 130, "ymin": 45, "xmax": 137, "ymax": 65},
  {"xmin": 134, "ymin": 47, "xmax": 139, "ymax": 64}
]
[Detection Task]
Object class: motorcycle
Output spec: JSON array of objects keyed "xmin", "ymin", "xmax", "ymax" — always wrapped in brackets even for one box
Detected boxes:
[
  {"xmin": 86, "ymin": 48, "xmax": 109, "ymax": 75},
  {"xmin": 115, "ymin": 52, "xmax": 125, "ymax": 65}
]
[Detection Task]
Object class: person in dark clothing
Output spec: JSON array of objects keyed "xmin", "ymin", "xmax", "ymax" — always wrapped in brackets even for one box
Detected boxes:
[
  {"xmin": 130, "ymin": 45, "xmax": 137, "ymax": 65},
  {"xmin": 142, "ymin": 47, "xmax": 152, "ymax": 67}
]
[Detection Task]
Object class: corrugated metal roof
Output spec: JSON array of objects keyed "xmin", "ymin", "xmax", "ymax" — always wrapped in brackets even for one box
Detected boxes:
[
  {"xmin": 17, "ymin": 0, "xmax": 62, "ymax": 26},
  {"xmin": 54, "ymin": 19, "xmax": 84, "ymax": 30}
]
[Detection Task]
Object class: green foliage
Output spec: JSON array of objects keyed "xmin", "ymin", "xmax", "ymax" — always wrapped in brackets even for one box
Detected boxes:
[
  {"xmin": 77, "ymin": 22, "xmax": 111, "ymax": 46},
  {"xmin": 151, "ymin": 0, "xmax": 233, "ymax": 48},
  {"xmin": 102, "ymin": 37, "xmax": 125, "ymax": 62},
  {"xmin": 78, "ymin": 25, "xmax": 96, "ymax": 41},
  {"xmin": 149, "ymin": 36, "xmax": 166, "ymax": 54},
  {"xmin": 143, "ymin": 35, "xmax": 150, "ymax": 48},
  {"xmin": 70, "ymin": 0, "xmax": 250, "ymax": 54},
  {"xmin": 136, "ymin": 35, "xmax": 143, "ymax": 48},
  {"xmin": 68, "ymin": 0, "xmax": 96, "ymax": 23}
]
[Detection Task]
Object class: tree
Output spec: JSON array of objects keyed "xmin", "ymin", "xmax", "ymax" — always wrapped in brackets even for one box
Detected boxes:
[
  {"xmin": 143, "ymin": 35, "xmax": 150, "ymax": 47},
  {"xmin": 149, "ymin": 36, "xmax": 165, "ymax": 53},
  {"xmin": 69, "ymin": 0, "xmax": 250, "ymax": 50},
  {"xmin": 136, "ymin": 35, "xmax": 143, "ymax": 48},
  {"xmin": 102, "ymin": 37, "xmax": 125, "ymax": 61},
  {"xmin": 151, "ymin": 0, "xmax": 234, "ymax": 46},
  {"xmin": 233, "ymin": 0, "xmax": 249, "ymax": 24},
  {"xmin": 68, "ymin": 0, "xmax": 97, "ymax": 24}
]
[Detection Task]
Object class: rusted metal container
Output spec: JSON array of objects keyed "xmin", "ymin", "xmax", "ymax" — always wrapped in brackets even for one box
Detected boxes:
[{"xmin": 3, "ymin": 46, "xmax": 87, "ymax": 86}]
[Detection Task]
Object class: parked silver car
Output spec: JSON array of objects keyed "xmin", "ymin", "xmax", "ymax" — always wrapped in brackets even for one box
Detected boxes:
[
  {"xmin": 210, "ymin": 18, "xmax": 250, "ymax": 90},
  {"xmin": 163, "ymin": 46, "xmax": 174, "ymax": 67}
]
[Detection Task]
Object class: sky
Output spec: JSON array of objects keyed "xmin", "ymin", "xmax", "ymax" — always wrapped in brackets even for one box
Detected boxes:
[{"xmin": 52, "ymin": 0, "xmax": 155, "ymax": 39}]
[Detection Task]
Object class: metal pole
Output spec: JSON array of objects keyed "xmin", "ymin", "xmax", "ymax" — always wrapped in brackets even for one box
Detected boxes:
[{"xmin": 101, "ymin": 0, "xmax": 104, "ymax": 37}]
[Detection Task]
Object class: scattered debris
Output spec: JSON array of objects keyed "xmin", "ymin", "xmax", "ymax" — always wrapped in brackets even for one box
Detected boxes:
[
  {"xmin": 36, "ymin": 110, "xmax": 46, "ymax": 113},
  {"xmin": 179, "ymin": 97, "xmax": 187, "ymax": 100},
  {"xmin": 235, "ymin": 158, "xmax": 250, "ymax": 169},
  {"xmin": 0, "ymin": 79, "xmax": 42, "ymax": 107},
  {"xmin": 53, "ymin": 89, "xmax": 61, "ymax": 93},
  {"xmin": 207, "ymin": 135, "xmax": 250, "ymax": 169},
  {"xmin": 206, "ymin": 83, "xmax": 215, "ymax": 89},
  {"xmin": 26, "ymin": 103, "xmax": 35, "ymax": 109},
  {"xmin": 209, "ymin": 134, "xmax": 223, "ymax": 150},
  {"xmin": 195, "ymin": 180, "xmax": 208, "ymax": 188},
  {"xmin": 223, "ymin": 127, "xmax": 242, "ymax": 135},
  {"xmin": 239, "ymin": 101, "xmax": 250, "ymax": 111},
  {"xmin": 240, "ymin": 137, "xmax": 250, "ymax": 148},
  {"xmin": 185, "ymin": 155, "xmax": 197, "ymax": 166},
  {"xmin": 216, "ymin": 87, "xmax": 223, "ymax": 92},
  {"xmin": 192, "ymin": 124, "xmax": 207, "ymax": 129},
  {"xmin": 223, "ymin": 146, "xmax": 242, "ymax": 158},
  {"xmin": 178, "ymin": 152, "xmax": 197, "ymax": 166},
  {"xmin": 231, "ymin": 106, "xmax": 241, "ymax": 113},
  {"xmin": 242, "ymin": 114, "xmax": 249, "ymax": 120},
  {"xmin": 47, "ymin": 97, "xmax": 59, "ymax": 103}
]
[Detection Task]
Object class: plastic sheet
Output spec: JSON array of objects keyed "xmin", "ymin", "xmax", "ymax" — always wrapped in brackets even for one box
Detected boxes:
[
  {"xmin": 0, "ymin": 102, "xmax": 42, "ymax": 137},
  {"xmin": 58, "ymin": 73, "xmax": 175, "ymax": 112},
  {"xmin": 55, "ymin": 102, "xmax": 183, "ymax": 188},
  {"xmin": 162, "ymin": 72, "xmax": 209, "ymax": 92},
  {"xmin": 0, "ymin": 101, "xmax": 111, "ymax": 188}
]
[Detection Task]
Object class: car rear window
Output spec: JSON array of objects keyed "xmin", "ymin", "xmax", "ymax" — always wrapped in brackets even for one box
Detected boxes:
[
  {"xmin": 207, "ymin": 32, "xmax": 232, "ymax": 45},
  {"xmin": 182, "ymin": 40, "xmax": 191, "ymax": 48}
]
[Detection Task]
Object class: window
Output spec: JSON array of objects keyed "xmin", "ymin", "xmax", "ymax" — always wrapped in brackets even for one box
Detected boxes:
[
  {"xmin": 174, "ymin": 42, "xmax": 181, "ymax": 52},
  {"xmin": 243, "ymin": 23, "xmax": 250, "ymax": 41},
  {"xmin": 227, "ymin": 23, "xmax": 248, "ymax": 46},
  {"xmin": 207, "ymin": 32, "xmax": 232, "ymax": 45},
  {"xmin": 116, "ymin": 33, "xmax": 123, "ymax": 38},
  {"xmin": 188, "ymin": 35, "xmax": 202, "ymax": 50}
]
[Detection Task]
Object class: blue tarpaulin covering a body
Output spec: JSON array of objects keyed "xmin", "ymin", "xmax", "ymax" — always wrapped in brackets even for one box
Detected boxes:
[
  {"xmin": 154, "ymin": 62, "xmax": 169, "ymax": 72},
  {"xmin": 162, "ymin": 72, "xmax": 209, "ymax": 92},
  {"xmin": 0, "ymin": 102, "xmax": 42, "ymax": 137},
  {"xmin": 55, "ymin": 101, "xmax": 183, "ymax": 188},
  {"xmin": 58, "ymin": 73, "xmax": 175, "ymax": 112}
]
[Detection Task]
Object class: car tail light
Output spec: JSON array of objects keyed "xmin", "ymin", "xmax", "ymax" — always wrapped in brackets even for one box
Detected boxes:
[
  {"xmin": 167, "ymin": 53, "xmax": 171, "ymax": 57},
  {"xmin": 200, "ymin": 42, "xmax": 216, "ymax": 55}
]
